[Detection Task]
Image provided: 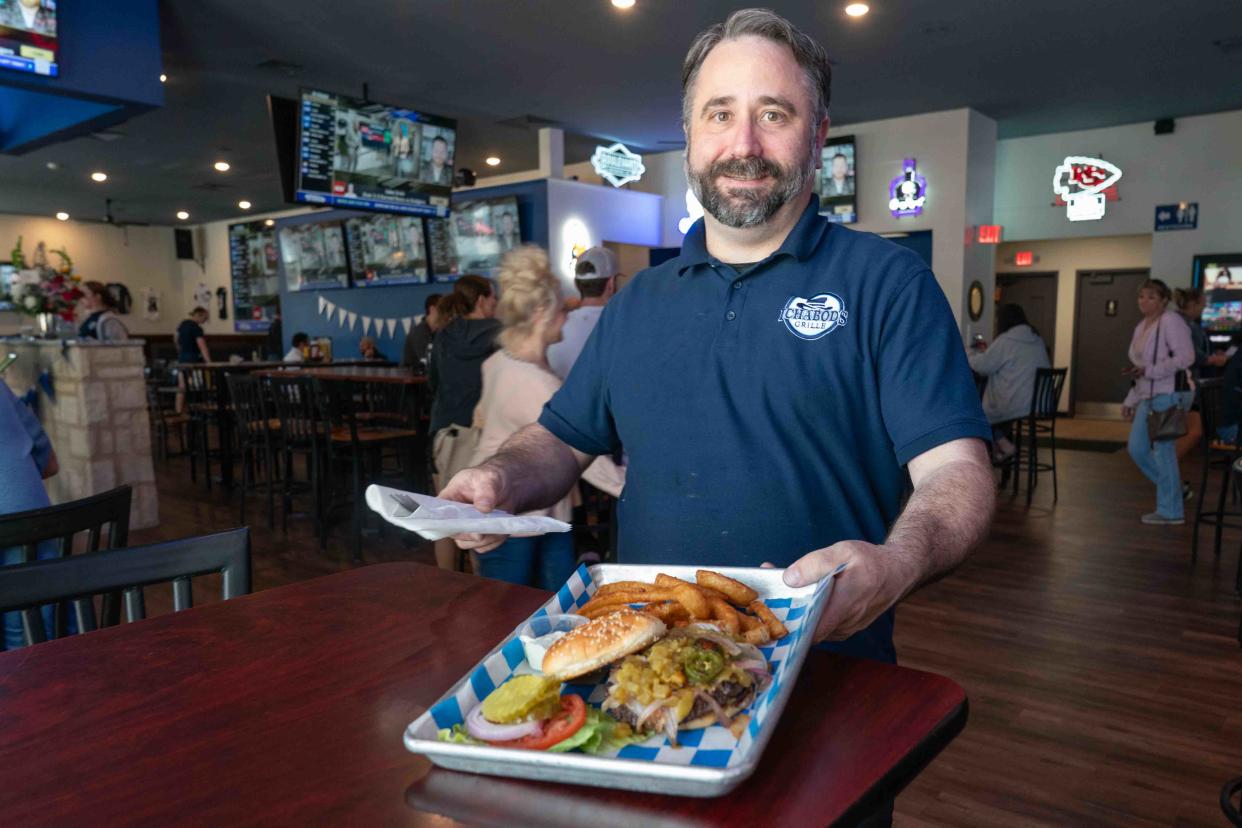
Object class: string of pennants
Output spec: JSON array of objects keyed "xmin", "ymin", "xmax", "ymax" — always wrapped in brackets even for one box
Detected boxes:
[{"xmin": 316, "ymin": 295, "xmax": 416, "ymax": 339}]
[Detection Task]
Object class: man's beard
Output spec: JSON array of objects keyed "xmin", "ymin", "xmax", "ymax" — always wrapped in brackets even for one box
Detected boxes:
[{"xmin": 686, "ymin": 146, "xmax": 815, "ymax": 229}]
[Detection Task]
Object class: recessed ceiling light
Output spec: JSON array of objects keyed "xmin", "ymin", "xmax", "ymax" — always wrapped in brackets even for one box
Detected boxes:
[
  {"xmin": 238, "ymin": 200, "xmax": 252, "ymax": 210},
  {"xmin": 159, "ymin": 73, "xmax": 167, "ymax": 83},
  {"xmin": 845, "ymin": 2, "xmax": 870, "ymax": 17},
  {"xmin": 612, "ymin": 0, "xmax": 635, "ymax": 8},
  {"xmin": 46, "ymin": 161, "xmax": 59, "ymax": 170},
  {"xmin": 214, "ymin": 161, "xmax": 231, "ymax": 172},
  {"xmin": 90, "ymin": 171, "xmax": 107, "ymax": 182},
  {"xmin": 485, "ymin": 156, "xmax": 501, "ymax": 166},
  {"xmin": 55, "ymin": 212, "xmax": 69, "ymax": 221},
  {"xmin": 176, "ymin": 210, "xmax": 190, "ymax": 221},
  {"xmin": 264, "ymin": 219, "xmax": 275, "ymax": 227}
]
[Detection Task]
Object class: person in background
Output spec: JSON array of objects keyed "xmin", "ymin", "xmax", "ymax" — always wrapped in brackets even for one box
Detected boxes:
[
  {"xmin": 968, "ymin": 304, "xmax": 1050, "ymax": 465},
  {"xmin": 76, "ymin": 281, "xmax": 129, "ymax": 342},
  {"xmin": 1, "ymin": 381, "xmax": 61, "ymax": 649},
  {"xmin": 470, "ymin": 246, "xmax": 623, "ymax": 589},
  {"xmin": 428, "ymin": 274, "xmax": 499, "ymax": 571},
  {"xmin": 284, "ymin": 332, "xmax": 309, "ymax": 363},
  {"xmin": 402, "ymin": 293, "xmax": 443, "ymax": 374},
  {"xmin": 1122, "ymin": 279, "xmax": 1195, "ymax": 525},
  {"xmin": 1171, "ymin": 288, "xmax": 1225, "ymax": 489},
  {"xmin": 359, "ymin": 336, "xmax": 387, "ymax": 362},
  {"xmin": 177, "ymin": 307, "xmax": 211, "ymax": 364},
  {"xmin": 547, "ymin": 247, "xmax": 620, "ymax": 380},
  {"xmin": 1217, "ymin": 348, "xmax": 1242, "ymax": 445},
  {"xmin": 265, "ymin": 313, "xmax": 284, "ymax": 361},
  {"xmin": 420, "ymin": 135, "xmax": 453, "ymax": 186}
]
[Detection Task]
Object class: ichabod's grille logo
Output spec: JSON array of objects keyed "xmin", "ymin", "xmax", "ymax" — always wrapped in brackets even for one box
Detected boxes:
[{"xmin": 780, "ymin": 293, "xmax": 848, "ymax": 340}]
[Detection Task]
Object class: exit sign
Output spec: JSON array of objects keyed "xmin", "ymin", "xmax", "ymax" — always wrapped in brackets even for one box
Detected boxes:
[
  {"xmin": 977, "ymin": 225, "xmax": 1003, "ymax": 244},
  {"xmin": 1015, "ymin": 250, "xmax": 1034, "ymax": 267}
]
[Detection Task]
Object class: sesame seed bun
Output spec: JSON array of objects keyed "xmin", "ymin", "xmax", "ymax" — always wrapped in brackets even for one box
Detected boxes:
[{"xmin": 542, "ymin": 610, "xmax": 667, "ymax": 680}]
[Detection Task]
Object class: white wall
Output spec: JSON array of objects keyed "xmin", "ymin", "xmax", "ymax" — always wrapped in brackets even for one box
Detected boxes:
[
  {"xmin": 995, "ymin": 109, "xmax": 1242, "ymax": 283},
  {"xmin": 996, "ymin": 234, "xmax": 1152, "ymax": 412},
  {"xmin": 0, "ymin": 215, "xmax": 181, "ymax": 337},
  {"xmin": 545, "ymin": 177, "xmax": 663, "ymax": 293}
]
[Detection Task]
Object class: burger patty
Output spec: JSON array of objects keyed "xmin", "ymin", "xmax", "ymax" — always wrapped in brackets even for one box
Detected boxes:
[{"xmin": 609, "ymin": 680, "xmax": 753, "ymax": 730}]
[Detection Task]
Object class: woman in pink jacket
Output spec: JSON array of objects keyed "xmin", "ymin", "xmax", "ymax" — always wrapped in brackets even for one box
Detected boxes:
[{"xmin": 1121, "ymin": 279, "xmax": 1195, "ymax": 525}]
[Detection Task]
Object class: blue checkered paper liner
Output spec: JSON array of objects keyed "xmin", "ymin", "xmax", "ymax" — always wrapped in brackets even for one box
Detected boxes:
[{"xmin": 416, "ymin": 564, "xmax": 834, "ymax": 769}]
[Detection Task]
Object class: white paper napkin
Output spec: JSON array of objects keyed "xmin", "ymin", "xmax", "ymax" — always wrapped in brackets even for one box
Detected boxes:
[{"xmin": 364, "ymin": 484, "xmax": 572, "ymax": 541}]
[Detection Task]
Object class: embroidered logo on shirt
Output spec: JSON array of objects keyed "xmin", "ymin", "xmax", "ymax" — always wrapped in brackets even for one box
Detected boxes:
[{"xmin": 779, "ymin": 293, "xmax": 848, "ymax": 340}]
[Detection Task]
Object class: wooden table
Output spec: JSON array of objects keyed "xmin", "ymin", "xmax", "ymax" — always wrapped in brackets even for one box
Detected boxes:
[
  {"xmin": 0, "ymin": 564, "xmax": 967, "ymax": 826},
  {"xmin": 256, "ymin": 365, "xmax": 428, "ymax": 385}
]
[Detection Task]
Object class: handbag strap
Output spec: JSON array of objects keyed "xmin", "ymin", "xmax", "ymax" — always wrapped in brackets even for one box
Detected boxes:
[{"xmin": 1150, "ymin": 318, "xmax": 1159, "ymax": 400}]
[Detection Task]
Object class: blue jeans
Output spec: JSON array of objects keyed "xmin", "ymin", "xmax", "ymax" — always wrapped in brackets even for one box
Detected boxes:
[
  {"xmin": 476, "ymin": 533, "xmax": 576, "ymax": 591},
  {"xmin": 1128, "ymin": 392, "xmax": 1187, "ymax": 520}
]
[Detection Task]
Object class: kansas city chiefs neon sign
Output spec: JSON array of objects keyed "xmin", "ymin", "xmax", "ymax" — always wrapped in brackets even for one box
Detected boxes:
[{"xmin": 1052, "ymin": 156, "xmax": 1122, "ymax": 222}]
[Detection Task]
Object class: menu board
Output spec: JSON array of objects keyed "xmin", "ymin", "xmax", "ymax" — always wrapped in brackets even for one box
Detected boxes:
[
  {"xmin": 228, "ymin": 221, "xmax": 280, "ymax": 332},
  {"xmin": 345, "ymin": 214, "xmax": 429, "ymax": 286},
  {"xmin": 279, "ymin": 221, "xmax": 350, "ymax": 292}
]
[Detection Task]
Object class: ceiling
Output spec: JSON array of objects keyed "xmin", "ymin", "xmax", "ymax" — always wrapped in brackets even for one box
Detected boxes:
[{"xmin": 1, "ymin": 0, "xmax": 1240, "ymax": 227}]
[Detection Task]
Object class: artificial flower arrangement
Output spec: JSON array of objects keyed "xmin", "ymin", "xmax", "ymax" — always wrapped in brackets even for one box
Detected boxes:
[{"xmin": 2, "ymin": 236, "xmax": 82, "ymax": 321}]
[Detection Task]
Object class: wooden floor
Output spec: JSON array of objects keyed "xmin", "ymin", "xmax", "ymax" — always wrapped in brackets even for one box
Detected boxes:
[{"xmin": 130, "ymin": 445, "xmax": 1242, "ymax": 826}]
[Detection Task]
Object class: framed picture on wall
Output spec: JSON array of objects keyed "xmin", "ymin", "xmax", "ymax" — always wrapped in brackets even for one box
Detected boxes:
[{"xmin": 814, "ymin": 134, "xmax": 857, "ymax": 224}]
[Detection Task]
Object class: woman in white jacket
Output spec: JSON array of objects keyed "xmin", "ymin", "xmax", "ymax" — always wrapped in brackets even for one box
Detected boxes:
[
  {"xmin": 968, "ymin": 304, "xmax": 1050, "ymax": 463},
  {"xmin": 1121, "ymin": 279, "xmax": 1195, "ymax": 525},
  {"xmin": 468, "ymin": 245, "xmax": 624, "ymax": 589}
]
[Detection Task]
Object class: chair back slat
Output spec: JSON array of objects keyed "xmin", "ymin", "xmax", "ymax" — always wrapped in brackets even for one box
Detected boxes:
[
  {"xmin": 1029, "ymin": 368, "xmax": 1068, "ymax": 420},
  {"xmin": 0, "ymin": 486, "xmax": 132, "ymax": 550},
  {"xmin": 269, "ymin": 376, "xmax": 327, "ymax": 444},
  {"xmin": 172, "ymin": 577, "xmax": 193, "ymax": 611},
  {"xmin": 0, "ymin": 528, "xmax": 250, "ymax": 647},
  {"xmin": 226, "ymin": 374, "xmax": 269, "ymax": 436},
  {"xmin": 1198, "ymin": 378, "xmax": 1223, "ymax": 449},
  {"xmin": 71, "ymin": 598, "xmax": 98, "ymax": 634}
]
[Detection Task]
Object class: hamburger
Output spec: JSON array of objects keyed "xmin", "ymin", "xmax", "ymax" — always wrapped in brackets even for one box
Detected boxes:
[{"xmin": 544, "ymin": 611, "xmax": 771, "ymax": 744}]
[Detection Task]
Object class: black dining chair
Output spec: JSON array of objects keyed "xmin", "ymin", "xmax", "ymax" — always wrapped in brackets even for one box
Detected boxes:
[
  {"xmin": 1192, "ymin": 379, "xmax": 1242, "ymax": 561},
  {"xmin": 0, "ymin": 485, "xmax": 132, "ymax": 646},
  {"xmin": 1006, "ymin": 367, "xmax": 1068, "ymax": 506},
  {"xmin": 0, "ymin": 527, "xmax": 251, "ymax": 647},
  {"xmin": 145, "ymin": 381, "xmax": 188, "ymax": 460},
  {"xmin": 182, "ymin": 364, "xmax": 221, "ymax": 490},
  {"xmin": 268, "ymin": 374, "xmax": 332, "ymax": 548},
  {"xmin": 226, "ymin": 373, "xmax": 280, "ymax": 529}
]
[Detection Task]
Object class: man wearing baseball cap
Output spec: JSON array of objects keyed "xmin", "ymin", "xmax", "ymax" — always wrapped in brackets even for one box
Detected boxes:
[{"xmin": 547, "ymin": 246, "xmax": 620, "ymax": 380}]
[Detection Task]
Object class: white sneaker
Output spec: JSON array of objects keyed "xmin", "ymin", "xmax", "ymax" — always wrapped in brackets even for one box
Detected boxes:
[{"xmin": 1140, "ymin": 512, "xmax": 1184, "ymax": 525}]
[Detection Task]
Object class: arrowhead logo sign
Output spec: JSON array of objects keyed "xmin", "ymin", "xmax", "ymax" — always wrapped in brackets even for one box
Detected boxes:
[
  {"xmin": 1052, "ymin": 156, "xmax": 1122, "ymax": 222},
  {"xmin": 590, "ymin": 142, "xmax": 646, "ymax": 188}
]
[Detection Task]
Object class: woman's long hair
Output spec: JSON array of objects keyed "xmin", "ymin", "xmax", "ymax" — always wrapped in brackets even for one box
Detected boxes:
[
  {"xmin": 436, "ymin": 274, "xmax": 493, "ymax": 326},
  {"xmin": 996, "ymin": 303, "xmax": 1030, "ymax": 336}
]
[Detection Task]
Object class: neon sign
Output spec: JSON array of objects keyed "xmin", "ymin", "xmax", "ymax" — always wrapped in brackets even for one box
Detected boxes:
[
  {"xmin": 888, "ymin": 158, "xmax": 926, "ymax": 218},
  {"xmin": 590, "ymin": 142, "xmax": 646, "ymax": 188},
  {"xmin": 559, "ymin": 217, "xmax": 592, "ymax": 280},
  {"xmin": 1052, "ymin": 156, "xmax": 1122, "ymax": 221},
  {"xmin": 678, "ymin": 188, "xmax": 704, "ymax": 235}
]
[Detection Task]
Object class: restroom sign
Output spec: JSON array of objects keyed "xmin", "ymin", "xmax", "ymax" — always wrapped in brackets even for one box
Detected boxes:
[{"xmin": 1053, "ymin": 156, "xmax": 1122, "ymax": 221}]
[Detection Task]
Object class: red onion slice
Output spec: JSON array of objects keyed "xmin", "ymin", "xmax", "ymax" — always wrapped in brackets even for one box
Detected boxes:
[
  {"xmin": 695, "ymin": 690, "xmax": 732, "ymax": 727},
  {"xmin": 465, "ymin": 703, "xmax": 544, "ymax": 743}
]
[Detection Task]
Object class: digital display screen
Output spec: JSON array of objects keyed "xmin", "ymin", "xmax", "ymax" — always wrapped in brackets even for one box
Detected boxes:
[
  {"xmin": 1203, "ymin": 301, "xmax": 1242, "ymax": 333},
  {"xmin": 427, "ymin": 196, "xmax": 521, "ymax": 278},
  {"xmin": 279, "ymin": 221, "xmax": 350, "ymax": 292},
  {"xmin": 345, "ymin": 214, "xmax": 429, "ymax": 287},
  {"xmin": 814, "ymin": 135, "xmax": 857, "ymax": 224},
  {"xmin": 228, "ymin": 221, "xmax": 280, "ymax": 332},
  {"xmin": 0, "ymin": 0, "xmax": 58, "ymax": 77},
  {"xmin": 295, "ymin": 88, "xmax": 456, "ymax": 217}
]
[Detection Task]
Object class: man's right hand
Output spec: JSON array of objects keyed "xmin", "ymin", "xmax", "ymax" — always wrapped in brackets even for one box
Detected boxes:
[{"xmin": 438, "ymin": 465, "xmax": 511, "ymax": 554}]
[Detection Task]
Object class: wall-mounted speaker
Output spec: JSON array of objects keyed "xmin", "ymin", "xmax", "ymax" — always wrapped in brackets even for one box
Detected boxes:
[
  {"xmin": 174, "ymin": 227, "xmax": 195, "ymax": 260},
  {"xmin": 1154, "ymin": 118, "xmax": 1175, "ymax": 135}
]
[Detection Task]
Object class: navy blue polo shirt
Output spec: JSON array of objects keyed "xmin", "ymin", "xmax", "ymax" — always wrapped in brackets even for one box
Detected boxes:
[{"xmin": 539, "ymin": 196, "xmax": 990, "ymax": 663}]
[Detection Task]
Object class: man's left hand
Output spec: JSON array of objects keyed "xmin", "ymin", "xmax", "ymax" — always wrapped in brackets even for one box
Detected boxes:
[{"xmin": 782, "ymin": 540, "xmax": 909, "ymax": 643}]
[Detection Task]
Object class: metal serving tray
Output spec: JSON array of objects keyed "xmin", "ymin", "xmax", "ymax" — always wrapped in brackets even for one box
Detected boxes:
[{"xmin": 403, "ymin": 563, "xmax": 839, "ymax": 798}]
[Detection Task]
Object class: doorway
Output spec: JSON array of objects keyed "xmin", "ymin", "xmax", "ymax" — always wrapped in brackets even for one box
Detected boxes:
[
  {"xmin": 996, "ymin": 271, "xmax": 1058, "ymax": 356},
  {"xmin": 1072, "ymin": 269, "xmax": 1149, "ymax": 417}
]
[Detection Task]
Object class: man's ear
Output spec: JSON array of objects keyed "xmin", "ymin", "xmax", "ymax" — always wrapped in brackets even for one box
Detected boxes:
[{"xmin": 813, "ymin": 116, "xmax": 831, "ymax": 170}]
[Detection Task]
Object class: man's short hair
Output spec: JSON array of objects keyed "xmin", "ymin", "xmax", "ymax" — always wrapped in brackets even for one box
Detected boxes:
[
  {"xmin": 291, "ymin": 332, "xmax": 310, "ymax": 347},
  {"xmin": 575, "ymin": 276, "xmax": 610, "ymax": 299},
  {"xmin": 832, "ymin": 152, "xmax": 847, "ymax": 163},
  {"xmin": 190, "ymin": 306, "xmax": 208, "ymax": 318},
  {"xmin": 424, "ymin": 293, "xmax": 443, "ymax": 314},
  {"xmin": 432, "ymin": 135, "xmax": 448, "ymax": 146},
  {"xmin": 681, "ymin": 8, "xmax": 832, "ymax": 128}
]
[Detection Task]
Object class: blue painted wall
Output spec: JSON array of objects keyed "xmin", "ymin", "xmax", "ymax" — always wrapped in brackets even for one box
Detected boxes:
[{"xmin": 278, "ymin": 180, "xmax": 550, "ymax": 357}]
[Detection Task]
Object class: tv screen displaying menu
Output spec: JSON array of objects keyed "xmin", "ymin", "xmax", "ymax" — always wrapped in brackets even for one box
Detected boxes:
[
  {"xmin": 295, "ymin": 88, "xmax": 456, "ymax": 217},
  {"xmin": 0, "ymin": 0, "xmax": 58, "ymax": 77},
  {"xmin": 345, "ymin": 214, "xmax": 429, "ymax": 287},
  {"xmin": 228, "ymin": 221, "xmax": 280, "ymax": 332},
  {"xmin": 427, "ymin": 196, "xmax": 521, "ymax": 277},
  {"xmin": 814, "ymin": 134, "xmax": 857, "ymax": 224},
  {"xmin": 279, "ymin": 221, "xmax": 349, "ymax": 292}
]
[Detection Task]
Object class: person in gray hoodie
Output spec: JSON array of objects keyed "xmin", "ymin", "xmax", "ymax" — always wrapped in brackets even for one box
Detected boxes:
[{"xmin": 969, "ymin": 304, "xmax": 1051, "ymax": 463}]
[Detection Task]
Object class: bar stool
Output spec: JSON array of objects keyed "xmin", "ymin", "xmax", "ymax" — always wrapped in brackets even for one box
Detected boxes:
[
  {"xmin": 1005, "ymin": 367, "xmax": 1068, "ymax": 506},
  {"xmin": 1191, "ymin": 379, "xmax": 1242, "ymax": 561}
]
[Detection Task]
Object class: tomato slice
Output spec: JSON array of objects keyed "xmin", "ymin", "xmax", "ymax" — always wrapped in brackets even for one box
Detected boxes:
[{"xmin": 492, "ymin": 694, "xmax": 587, "ymax": 751}]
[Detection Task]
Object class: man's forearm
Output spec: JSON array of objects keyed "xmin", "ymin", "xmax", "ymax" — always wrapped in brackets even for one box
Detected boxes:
[
  {"xmin": 479, "ymin": 423, "xmax": 590, "ymax": 513},
  {"xmin": 884, "ymin": 450, "xmax": 995, "ymax": 601}
]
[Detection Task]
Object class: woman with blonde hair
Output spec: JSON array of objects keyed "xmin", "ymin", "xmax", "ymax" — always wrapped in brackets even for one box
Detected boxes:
[{"xmin": 466, "ymin": 245, "xmax": 623, "ymax": 588}]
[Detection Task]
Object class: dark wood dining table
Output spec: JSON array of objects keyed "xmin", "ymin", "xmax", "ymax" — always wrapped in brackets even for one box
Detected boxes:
[
  {"xmin": 255, "ymin": 364, "xmax": 428, "ymax": 385},
  {"xmin": 0, "ymin": 563, "xmax": 967, "ymax": 826}
]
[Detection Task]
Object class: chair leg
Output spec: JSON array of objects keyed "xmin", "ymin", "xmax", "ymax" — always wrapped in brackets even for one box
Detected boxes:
[
  {"xmin": 1050, "ymin": 423, "xmax": 1058, "ymax": 503},
  {"xmin": 1026, "ymin": 419, "xmax": 1036, "ymax": 507},
  {"xmin": 351, "ymin": 450, "xmax": 363, "ymax": 565},
  {"xmin": 239, "ymin": 444, "xmax": 250, "ymax": 526},
  {"xmin": 264, "ymin": 441, "xmax": 276, "ymax": 530},
  {"xmin": 1011, "ymin": 421, "xmax": 1022, "ymax": 497},
  {"xmin": 1214, "ymin": 461, "xmax": 1231, "ymax": 559},
  {"xmin": 189, "ymin": 422, "xmax": 198, "ymax": 483},
  {"xmin": 1192, "ymin": 449, "xmax": 1213, "ymax": 562}
]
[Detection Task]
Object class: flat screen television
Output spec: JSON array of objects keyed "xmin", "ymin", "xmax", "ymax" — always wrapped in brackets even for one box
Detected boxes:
[
  {"xmin": 295, "ymin": 88, "xmax": 456, "ymax": 217},
  {"xmin": 814, "ymin": 134, "xmax": 857, "ymax": 224},
  {"xmin": 279, "ymin": 221, "xmax": 350, "ymax": 292},
  {"xmin": 345, "ymin": 214, "xmax": 429, "ymax": 287},
  {"xmin": 227, "ymin": 221, "xmax": 280, "ymax": 332},
  {"xmin": 0, "ymin": 0, "xmax": 58, "ymax": 77},
  {"xmin": 1193, "ymin": 253, "xmax": 1242, "ymax": 342},
  {"xmin": 427, "ymin": 196, "xmax": 521, "ymax": 278}
]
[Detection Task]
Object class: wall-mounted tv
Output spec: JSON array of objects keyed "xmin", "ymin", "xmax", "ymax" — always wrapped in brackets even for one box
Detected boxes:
[
  {"xmin": 295, "ymin": 88, "xmax": 456, "ymax": 217},
  {"xmin": 228, "ymin": 221, "xmax": 280, "ymax": 332},
  {"xmin": 279, "ymin": 221, "xmax": 349, "ymax": 292},
  {"xmin": 814, "ymin": 134, "xmax": 857, "ymax": 224},
  {"xmin": 427, "ymin": 196, "xmax": 521, "ymax": 278},
  {"xmin": 345, "ymin": 214, "xmax": 429, "ymax": 287},
  {"xmin": 1193, "ymin": 253, "xmax": 1242, "ymax": 342},
  {"xmin": 0, "ymin": 0, "xmax": 58, "ymax": 77}
]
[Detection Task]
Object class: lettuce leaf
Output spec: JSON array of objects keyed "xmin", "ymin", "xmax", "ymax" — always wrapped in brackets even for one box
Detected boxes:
[
  {"xmin": 436, "ymin": 724, "xmax": 483, "ymax": 745},
  {"xmin": 550, "ymin": 707, "xmax": 652, "ymax": 755}
]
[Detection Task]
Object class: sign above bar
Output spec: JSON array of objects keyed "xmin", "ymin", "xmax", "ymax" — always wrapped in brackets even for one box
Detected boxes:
[
  {"xmin": 888, "ymin": 158, "xmax": 926, "ymax": 218},
  {"xmin": 1053, "ymin": 156, "xmax": 1122, "ymax": 221},
  {"xmin": 591, "ymin": 142, "xmax": 645, "ymax": 188}
]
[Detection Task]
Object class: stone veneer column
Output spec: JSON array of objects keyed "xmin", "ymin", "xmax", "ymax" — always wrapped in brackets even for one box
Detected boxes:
[{"xmin": 2, "ymin": 340, "xmax": 159, "ymax": 529}]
